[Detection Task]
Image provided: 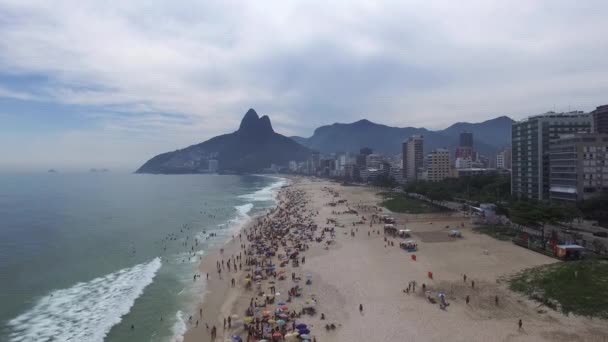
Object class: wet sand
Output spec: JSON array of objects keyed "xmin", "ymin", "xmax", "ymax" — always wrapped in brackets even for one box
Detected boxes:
[{"xmin": 183, "ymin": 177, "xmax": 608, "ymax": 342}]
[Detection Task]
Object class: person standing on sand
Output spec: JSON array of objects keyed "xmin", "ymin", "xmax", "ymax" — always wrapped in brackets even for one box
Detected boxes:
[
  {"xmin": 518, "ymin": 319, "xmax": 523, "ymax": 330},
  {"xmin": 466, "ymin": 295, "xmax": 470, "ymax": 304},
  {"xmin": 359, "ymin": 304, "xmax": 363, "ymax": 312}
]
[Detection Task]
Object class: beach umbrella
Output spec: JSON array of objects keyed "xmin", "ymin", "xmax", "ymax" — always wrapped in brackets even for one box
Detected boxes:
[
  {"xmin": 295, "ymin": 323, "xmax": 307, "ymax": 329},
  {"xmin": 298, "ymin": 328, "xmax": 310, "ymax": 335},
  {"xmin": 272, "ymin": 332, "xmax": 282, "ymax": 339},
  {"xmin": 276, "ymin": 319, "xmax": 286, "ymax": 326},
  {"xmin": 263, "ymin": 310, "xmax": 271, "ymax": 316},
  {"xmin": 244, "ymin": 316, "xmax": 254, "ymax": 324},
  {"xmin": 300, "ymin": 334, "xmax": 311, "ymax": 340},
  {"xmin": 280, "ymin": 306, "xmax": 289, "ymax": 311},
  {"xmin": 278, "ymin": 301, "xmax": 286, "ymax": 306},
  {"xmin": 232, "ymin": 336, "xmax": 243, "ymax": 342}
]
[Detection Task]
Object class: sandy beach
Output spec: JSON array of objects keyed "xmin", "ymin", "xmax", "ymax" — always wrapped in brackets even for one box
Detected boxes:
[{"xmin": 183, "ymin": 177, "xmax": 608, "ymax": 342}]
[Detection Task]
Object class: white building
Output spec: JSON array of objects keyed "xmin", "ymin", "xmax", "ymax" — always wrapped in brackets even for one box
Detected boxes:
[
  {"xmin": 208, "ymin": 159, "xmax": 219, "ymax": 172},
  {"xmin": 455, "ymin": 157, "xmax": 473, "ymax": 169},
  {"xmin": 289, "ymin": 161, "xmax": 298, "ymax": 172}
]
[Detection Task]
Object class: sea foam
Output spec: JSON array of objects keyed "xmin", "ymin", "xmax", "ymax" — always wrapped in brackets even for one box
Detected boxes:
[
  {"xmin": 169, "ymin": 310, "xmax": 187, "ymax": 342},
  {"xmin": 238, "ymin": 178, "xmax": 286, "ymax": 202},
  {"xmin": 7, "ymin": 258, "xmax": 162, "ymax": 342}
]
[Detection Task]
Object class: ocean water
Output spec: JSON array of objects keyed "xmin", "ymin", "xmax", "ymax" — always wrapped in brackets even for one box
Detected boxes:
[{"xmin": 0, "ymin": 173, "xmax": 286, "ymax": 342}]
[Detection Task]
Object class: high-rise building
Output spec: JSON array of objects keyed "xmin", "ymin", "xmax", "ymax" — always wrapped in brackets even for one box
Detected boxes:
[
  {"xmin": 402, "ymin": 135, "xmax": 424, "ymax": 181},
  {"xmin": 427, "ymin": 148, "xmax": 451, "ymax": 182},
  {"xmin": 592, "ymin": 105, "xmax": 608, "ymax": 134},
  {"xmin": 549, "ymin": 133, "xmax": 608, "ymax": 202},
  {"xmin": 459, "ymin": 132, "xmax": 474, "ymax": 148},
  {"xmin": 365, "ymin": 154, "xmax": 383, "ymax": 168},
  {"xmin": 511, "ymin": 111, "xmax": 592, "ymax": 200},
  {"xmin": 496, "ymin": 149, "xmax": 512, "ymax": 170},
  {"xmin": 208, "ymin": 159, "xmax": 219, "ymax": 172},
  {"xmin": 311, "ymin": 151, "xmax": 320, "ymax": 174},
  {"xmin": 356, "ymin": 147, "xmax": 373, "ymax": 167}
]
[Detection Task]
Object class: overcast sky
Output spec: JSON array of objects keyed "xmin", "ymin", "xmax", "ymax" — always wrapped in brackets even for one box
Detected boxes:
[{"xmin": 1, "ymin": 0, "xmax": 607, "ymax": 171}]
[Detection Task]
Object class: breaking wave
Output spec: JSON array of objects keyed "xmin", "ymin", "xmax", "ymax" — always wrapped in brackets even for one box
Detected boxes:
[
  {"xmin": 238, "ymin": 178, "xmax": 286, "ymax": 202},
  {"xmin": 7, "ymin": 258, "xmax": 162, "ymax": 342}
]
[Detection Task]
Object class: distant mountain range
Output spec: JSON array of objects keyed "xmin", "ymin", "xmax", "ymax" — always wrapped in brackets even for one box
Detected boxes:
[
  {"xmin": 136, "ymin": 109, "xmax": 311, "ymax": 174},
  {"xmin": 137, "ymin": 109, "xmax": 513, "ymax": 174},
  {"xmin": 291, "ymin": 116, "xmax": 514, "ymax": 157}
]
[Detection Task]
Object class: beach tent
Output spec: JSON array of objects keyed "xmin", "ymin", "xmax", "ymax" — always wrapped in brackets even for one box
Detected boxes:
[
  {"xmin": 398, "ymin": 229, "xmax": 412, "ymax": 238},
  {"xmin": 448, "ymin": 230, "xmax": 462, "ymax": 238}
]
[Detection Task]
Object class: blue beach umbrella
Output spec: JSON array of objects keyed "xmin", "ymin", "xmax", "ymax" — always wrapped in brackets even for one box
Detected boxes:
[
  {"xmin": 232, "ymin": 336, "xmax": 242, "ymax": 342},
  {"xmin": 295, "ymin": 323, "xmax": 307, "ymax": 329}
]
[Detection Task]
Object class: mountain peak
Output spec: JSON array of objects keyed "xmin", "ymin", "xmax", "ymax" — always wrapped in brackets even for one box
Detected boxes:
[
  {"xmin": 354, "ymin": 119, "xmax": 374, "ymax": 126},
  {"xmin": 259, "ymin": 115, "xmax": 274, "ymax": 133},
  {"xmin": 238, "ymin": 108, "xmax": 274, "ymax": 136},
  {"xmin": 239, "ymin": 108, "xmax": 260, "ymax": 131}
]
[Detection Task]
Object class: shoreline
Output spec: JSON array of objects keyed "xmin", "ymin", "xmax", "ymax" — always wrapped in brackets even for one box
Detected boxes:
[
  {"xmin": 182, "ymin": 177, "xmax": 608, "ymax": 342},
  {"xmin": 181, "ymin": 176, "xmax": 291, "ymax": 342}
]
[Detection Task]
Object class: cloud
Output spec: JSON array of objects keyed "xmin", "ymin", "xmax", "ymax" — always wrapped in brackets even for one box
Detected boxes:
[{"xmin": 0, "ymin": 0, "xmax": 607, "ymax": 170}]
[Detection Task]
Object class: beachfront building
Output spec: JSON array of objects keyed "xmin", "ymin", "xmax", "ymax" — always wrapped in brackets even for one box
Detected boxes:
[
  {"xmin": 365, "ymin": 154, "xmax": 383, "ymax": 168},
  {"xmin": 403, "ymin": 135, "xmax": 424, "ymax": 182},
  {"xmin": 549, "ymin": 133, "xmax": 608, "ymax": 202},
  {"xmin": 592, "ymin": 104, "xmax": 608, "ymax": 134},
  {"xmin": 427, "ymin": 148, "xmax": 451, "ymax": 182},
  {"xmin": 511, "ymin": 111, "xmax": 592, "ymax": 200},
  {"xmin": 455, "ymin": 157, "xmax": 473, "ymax": 169},
  {"xmin": 496, "ymin": 149, "xmax": 512, "ymax": 170},
  {"xmin": 208, "ymin": 159, "xmax": 219, "ymax": 172},
  {"xmin": 289, "ymin": 161, "xmax": 298, "ymax": 172}
]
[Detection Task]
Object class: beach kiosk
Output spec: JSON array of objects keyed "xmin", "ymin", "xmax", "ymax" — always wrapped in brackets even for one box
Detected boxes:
[
  {"xmin": 555, "ymin": 244, "xmax": 585, "ymax": 260},
  {"xmin": 400, "ymin": 240, "xmax": 418, "ymax": 252},
  {"xmin": 398, "ymin": 229, "xmax": 412, "ymax": 238},
  {"xmin": 448, "ymin": 229, "xmax": 462, "ymax": 238},
  {"xmin": 384, "ymin": 224, "xmax": 397, "ymax": 236}
]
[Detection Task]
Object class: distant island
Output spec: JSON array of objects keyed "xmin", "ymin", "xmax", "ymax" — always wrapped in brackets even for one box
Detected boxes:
[
  {"xmin": 136, "ymin": 109, "xmax": 311, "ymax": 174},
  {"xmin": 47, "ymin": 169, "xmax": 58, "ymax": 173}
]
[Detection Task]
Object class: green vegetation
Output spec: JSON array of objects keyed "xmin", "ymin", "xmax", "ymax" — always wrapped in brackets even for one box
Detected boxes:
[
  {"xmin": 579, "ymin": 193, "xmax": 608, "ymax": 227},
  {"xmin": 371, "ymin": 175, "xmax": 399, "ymax": 188},
  {"xmin": 508, "ymin": 201, "xmax": 582, "ymax": 247},
  {"xmin": 508, "ymin": 260, "xmax": 608, "ymax": 318},
  {"xmin": 404, "ymin": 175, "xmax": 511, "ymax": 203},
  {"xmin": 473, "ymin": 224, "xmax": 518, "ymax": 241},
  {"xmin": 380, "ymin": 192, "xmax": 451, "ymax": 214}
]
